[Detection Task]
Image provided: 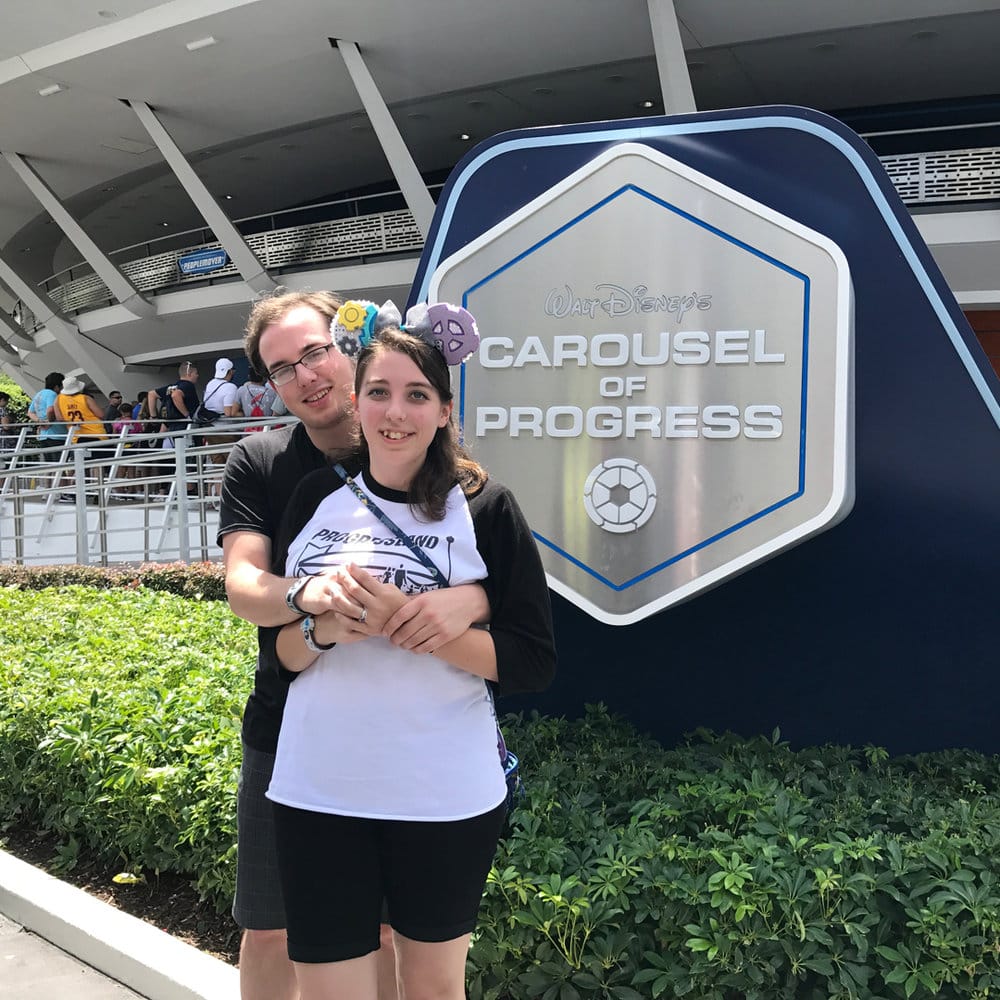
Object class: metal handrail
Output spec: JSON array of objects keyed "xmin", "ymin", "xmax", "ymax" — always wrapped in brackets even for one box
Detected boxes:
[
  {"xmin": 39, "ymin": 183, "xmax": 444, "ymax": 292},
  {"xmin": 0, "ymin": 418, "xmax": 291, "ymax": 566},
  {"xmin": 11, "ymin": 144, "xmax": 1000, "ymax": 333}
]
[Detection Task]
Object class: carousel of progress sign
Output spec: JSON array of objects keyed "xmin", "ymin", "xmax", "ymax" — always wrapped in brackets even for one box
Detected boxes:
[{"xmin": 430, "ymin": 143, "xmax": 854, "ymax": 625}]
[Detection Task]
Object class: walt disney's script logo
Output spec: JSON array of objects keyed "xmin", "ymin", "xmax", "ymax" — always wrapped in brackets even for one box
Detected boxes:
[{"xmin": 544, "ymin": 284, "xmax": 713, "ymax": 325}]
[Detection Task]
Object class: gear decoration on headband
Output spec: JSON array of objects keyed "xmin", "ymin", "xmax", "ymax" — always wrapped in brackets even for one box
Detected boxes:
[
  {"xmin": 331, "ymin": 300, "xmax": 379, "ymax": 356},
  {"xmin": 330, "ymin": 299, "xmax": 480, "ymax": 366},
  {"xmin": 403, "ymin": 302, "xmax": 480, "ymax": 366}
]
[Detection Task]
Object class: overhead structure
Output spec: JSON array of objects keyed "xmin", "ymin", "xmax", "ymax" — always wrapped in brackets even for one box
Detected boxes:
[
  {"xmin": 0, "ymin": 252, "xmax": 122, "ymax": 390},
  {"xmin": 334, "ymin": 39, "xmax": 436, "ymax": 239},
  {"xmin": 2, "ymin": 151, "xmax": 156, "ymax": 320},
  {"xmin": 128, "ymin": 100, "xmax": 277, "ymax": 296}
]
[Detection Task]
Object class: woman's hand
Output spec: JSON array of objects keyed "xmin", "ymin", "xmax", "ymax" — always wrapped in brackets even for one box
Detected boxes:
[
  {"xmin": 311, "ymin": 608, "xmax": 370, "ymax": 647},
  {"xmin": 294, "ymin": 565, "xmax": 387, "ymax": 622},
  {"xmin": 342, "ymin": 564, "xmax": 409, "ymax": 634},
  {"xmin": 381, "ymin": 583, "xmax": 491, "ymax": 654}
]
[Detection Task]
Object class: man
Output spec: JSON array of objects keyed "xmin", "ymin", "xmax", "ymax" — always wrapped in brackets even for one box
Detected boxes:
[
  {"xmin": 27, "ymin": 372, "xmax": 67, "ymax": 496},
  {"xmin": 102, "ymin": 389, "xmax": 124, "ymax": 434},
  {"xmin": 148, "ymin": 361, "xmax": 200, "ymax": 442},
  {"xmin": 218, "ymin": 290, "xmax": 488, "ymax": 1000}
]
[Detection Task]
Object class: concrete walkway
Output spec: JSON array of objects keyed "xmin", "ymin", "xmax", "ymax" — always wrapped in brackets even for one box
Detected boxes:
[
  {"xmin": 0, "ymin": 850, "xmax": 238, "ymax": 1000},
  {"xmin": 1, "ymin": 912, "xmax": 143, "ymax": 1000}
]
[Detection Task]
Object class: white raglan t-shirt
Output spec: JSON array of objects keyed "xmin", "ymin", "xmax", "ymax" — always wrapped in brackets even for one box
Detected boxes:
[{"xmin": 266, "ymin": 473, "xmax": 508, "ymax": 821}]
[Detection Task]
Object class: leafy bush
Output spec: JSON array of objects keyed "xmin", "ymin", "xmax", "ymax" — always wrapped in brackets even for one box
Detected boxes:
[
  {"xmin": 471, "ymin": 710, "xmax": 1000, "ymax": 1000},
  {"xmin": 4, "ymin": 583, "xmax": 1000, "ymax": 998},
  {"xmin": 0, "ymin": 561, "xmax": 226, "ymax": 600},
  {"xmin": 0, "ymin": 584, "xmax": 250, "ymax": 906}
]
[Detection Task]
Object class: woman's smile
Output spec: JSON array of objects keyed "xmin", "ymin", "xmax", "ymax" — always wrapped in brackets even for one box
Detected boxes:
[{"xmin": 358, "ymin": 349, "xmax": 452, "ymax": 489}]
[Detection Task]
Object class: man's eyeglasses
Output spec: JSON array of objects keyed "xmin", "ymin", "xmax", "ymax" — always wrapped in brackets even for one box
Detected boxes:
[{"xmin": 267, "ymin": 343, "xmax": 335, "ymax": 387}]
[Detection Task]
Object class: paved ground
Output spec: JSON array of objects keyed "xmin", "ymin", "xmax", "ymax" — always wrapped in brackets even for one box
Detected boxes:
[{"xmin": 0, "ymin": 913, "xmax": 144, "ymax": 1000}]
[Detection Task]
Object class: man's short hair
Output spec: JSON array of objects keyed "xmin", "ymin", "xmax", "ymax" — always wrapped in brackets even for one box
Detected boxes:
[{"xmin": 244, "ymin": 289, "xmax": 344, "ymax": 378}]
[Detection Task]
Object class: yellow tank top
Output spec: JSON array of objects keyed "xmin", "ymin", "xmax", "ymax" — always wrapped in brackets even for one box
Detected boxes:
[{"xmin": 59, "ymin": 392, "xmax": 107, "ymax": 439}]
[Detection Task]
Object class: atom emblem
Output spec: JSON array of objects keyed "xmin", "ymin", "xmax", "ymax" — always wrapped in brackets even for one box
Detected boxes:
[{"xmin": 583, "ymin": 458, "xmax": 657, "ymax": 534}]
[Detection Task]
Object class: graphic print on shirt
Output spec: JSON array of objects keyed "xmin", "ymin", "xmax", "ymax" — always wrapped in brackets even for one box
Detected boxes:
[{"xmin": 292, "ymin": 527, "xmax": 455, "ymax": 593}]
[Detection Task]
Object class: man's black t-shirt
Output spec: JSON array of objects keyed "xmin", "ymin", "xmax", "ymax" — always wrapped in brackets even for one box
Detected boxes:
[
  {"xmin": 155, "ymin": 378, "xmax": 199, "ymax": 432},
  {"xmin": 218, "ymin": 423, "xmax": 352, "ymax": 753}
]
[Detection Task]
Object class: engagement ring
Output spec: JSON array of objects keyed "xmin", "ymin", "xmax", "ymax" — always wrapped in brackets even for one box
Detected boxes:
[{"xmin": 358, "ymin": 606, "xmax": 368, "ymax": 624}]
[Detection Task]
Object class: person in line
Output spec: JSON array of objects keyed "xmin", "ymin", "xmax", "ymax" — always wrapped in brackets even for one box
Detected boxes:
[
  {"xmin": 0, "ymin": 392, "xmax": 12, "ymax": 454},
  {"xmin": 202, "ymin": 358, "xmax": 239, "ymax": 421},
  {"xmin": 233, "ymin": 366, "xmax": 279, "ymax": 431},
  {"xmin": 199, "ymin": 358, "xmax": 241, "ymax": 501},
  {"xmin": 263, "ymin": 302, "xmax": 556, "ymax": 1000},
  {"xmin": 219, "ymin": 290, "xmax": 489, "ymax": 1000},
  {"xmin": 102, "ymin": 389, "xmax": 124, "ymax": 434},
  {"xmin": 27, "ymin": 372, "xmax": 68, "ymax": 496},
  {"xmin": 54, "ymin": 375, "xmax": 109, "ymax": 492},
  {"xmin": 110, "ymin": 402, "xmax": 142, "ymax": 496},
  {"xmin": 148, "ymin": 361, "xmax": 200, "ymax": 493},
  {"xmin": 149, "ymin": 361, "xmax": 200, "ymax": 445}
]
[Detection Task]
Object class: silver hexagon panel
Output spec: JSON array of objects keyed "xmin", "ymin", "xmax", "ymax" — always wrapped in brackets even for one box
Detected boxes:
[{"xmin": 431, "ymin": 142, "xmax": 854, "ymax": 624}]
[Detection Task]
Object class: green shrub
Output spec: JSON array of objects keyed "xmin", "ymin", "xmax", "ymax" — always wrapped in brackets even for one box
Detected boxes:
[
  {"xmin": 4, "ymin": 583, "xmax": 1000, "ymax": 998},
  {"xmin": 471, "ymin": 709, "xmax": 1000, "ymax": 1000},
  {"xmin": 0, "ymin": 561, "xmax": 227, "ymax": 600},
  {"xmin": 0, "ymin": 584, "xmax": 250, "ymax": 906}
]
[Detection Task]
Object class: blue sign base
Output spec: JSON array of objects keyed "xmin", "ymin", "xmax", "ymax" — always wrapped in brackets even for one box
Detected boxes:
[{"xmin": 413, "ymin": 106, "xmax": 1000, "ymax": 754}]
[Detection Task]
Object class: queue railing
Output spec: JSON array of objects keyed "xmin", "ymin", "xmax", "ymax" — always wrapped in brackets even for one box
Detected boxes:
[{"xmin": 0, "ymin": 418, "xmax": 289, "ymax": 566}]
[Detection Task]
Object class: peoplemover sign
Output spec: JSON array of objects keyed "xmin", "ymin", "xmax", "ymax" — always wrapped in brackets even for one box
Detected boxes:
[{"xmin": 430, "ymin": 143, "xmax": 854, "ymax": 625}]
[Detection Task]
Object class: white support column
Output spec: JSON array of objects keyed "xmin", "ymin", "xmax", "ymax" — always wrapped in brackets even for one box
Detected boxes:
[
  {"xmin": 0, "ymin": 253, "xmax": 122, "ymax": 388},
  {"xmin": 127, "ymin": 100, "xmax": 276, "ymax": 295},
  {"xmin": 647, "ymin": 0, "xmax": 697, "ymax": 113},
  {"xmin": 0, "ymin": 307, "xmax": 36, "ymax": 353},
  {"xmin": 335, "ymin": 39, "xmax": 436, "ymax": 239},
  {"xmin": 3, "ymin": 152, "xmax": 156, "ymax": 320}
]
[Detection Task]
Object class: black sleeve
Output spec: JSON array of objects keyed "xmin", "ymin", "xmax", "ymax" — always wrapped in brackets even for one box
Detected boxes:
[
  {"xmin": 217, "ymin": 437, "xmax": 272, "ymax": 543},
  {"xmin": 469, "ymin": 478, "xmax": 557, "ymax": 696}
]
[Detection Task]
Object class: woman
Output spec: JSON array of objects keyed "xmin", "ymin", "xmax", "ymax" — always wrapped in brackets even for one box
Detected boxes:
[
  {"xmin": 54, "ymin": 375, "xmax": 109, "ymax": 488},
  {"xmin": 232, "ymin": 365, "xmax": 279, "ymax": 431},
  {"xmin": 264, "ymin": 302, "xmax": 555, "ymax": 1000}
]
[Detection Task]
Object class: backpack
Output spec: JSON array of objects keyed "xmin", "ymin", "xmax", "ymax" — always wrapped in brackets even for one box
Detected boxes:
[{"xmin": 245, "ymin": 387, "xmax": 268, "ymax": 432}]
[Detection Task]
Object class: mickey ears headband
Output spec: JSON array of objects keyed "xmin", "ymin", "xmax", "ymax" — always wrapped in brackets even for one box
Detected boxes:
[{"xmin": 330, "ymin": 299, "xmax": 480, "ymax": 366}]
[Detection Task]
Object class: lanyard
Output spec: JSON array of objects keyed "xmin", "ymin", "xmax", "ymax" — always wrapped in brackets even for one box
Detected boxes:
[{"xmin": 332, "ymin": 463, "xmax": 448, "ymax": 587}]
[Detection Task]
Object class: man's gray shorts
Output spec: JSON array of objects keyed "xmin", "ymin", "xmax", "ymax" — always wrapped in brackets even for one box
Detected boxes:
[{"xmin": 232, "ymin": 742, "xmax": 286, "ymax": 930}]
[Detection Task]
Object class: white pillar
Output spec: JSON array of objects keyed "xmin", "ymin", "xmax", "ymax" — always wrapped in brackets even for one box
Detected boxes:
[
  {"xmin": 0, "ymin": 253, "xmax": 122, "ymax": 389},
  {"xmin": 128, "ymin": 100, "xmax": 276, "ymax": 295},
  {"xmin": 3, "ymin": 152, "xmax": 156, "ymax": 319},
  {"xmin": 647, "ymin": 0, "xmax": 697, "ymax": 113},
  {"xmin": 335, "ymin": 39, "xmax": 436, "ymax": 238}
]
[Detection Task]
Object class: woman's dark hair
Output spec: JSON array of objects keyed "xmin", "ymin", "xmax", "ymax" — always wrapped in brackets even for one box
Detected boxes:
[
  {"xmin": 45, "ymin": 372, "xmax": 63, "ymax": 391},
  {"xmin": 354, "ymin": 328, "xmax": 486, "ymax": 520}
]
